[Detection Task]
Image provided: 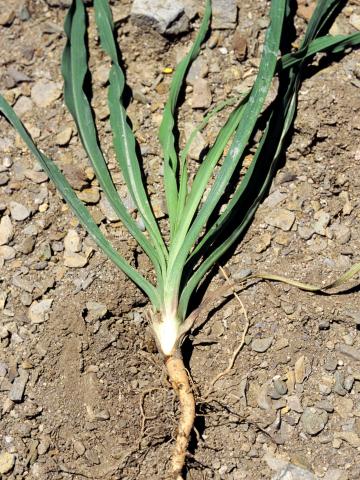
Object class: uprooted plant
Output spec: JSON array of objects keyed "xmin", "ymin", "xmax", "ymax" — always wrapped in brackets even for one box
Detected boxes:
[{"xmin": 1, "ymin": 0, "xmax": 360, "ymax": 477}]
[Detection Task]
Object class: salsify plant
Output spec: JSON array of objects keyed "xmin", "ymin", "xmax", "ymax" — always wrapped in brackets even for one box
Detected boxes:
[{"xmin": 1, "ymin": 0, "xmax": 360, "ymax": 477}]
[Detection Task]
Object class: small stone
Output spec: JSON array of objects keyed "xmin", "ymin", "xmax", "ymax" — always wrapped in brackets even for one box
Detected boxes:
[
  {"xmin": 301, "ymin": 407, "xmax": 328, "ymax": 435},
  {"xmin": 24, "ymin": 169, "xmax": 48, "ymax": 184},
  {"xmin": 17, "ymin": 236, "xmax": 36, "ymax": 254},
  {"xmin": 313, "ymin": 210, "xmax": 330, "ymax": 236},
  {"xmin": 0, "ymin": 246, "xmax": 15, "ymax": 260},
  {"xmin": 186, "ymin": 57, "xmax": 209, "ymax": 85},
  {"xmin": 9, "ymin": 201, "xmax": 30, "ymax": 221},
  {"xmin": 298, "ymin": 225, "xmax": 315, "ymax": 240},
  {"xmin": 93, "ymin": 64, "xmax": 109, "ymax": 86},
  {"xmin": 0, "ymin": 173, "xmax": 9, "ymax": 186},
  {"xmin": 9, "ymin": 370, "xmax": 29, "ymax": 402},
  {"xmin": 333, "ymin": 224, "xmax": 351, "ymax": 244},
  {"xmin": 85, "ymin": 302, "xmax": 107, "ymax": 322},
  {"xmin": 324, "ymin": 357, "xmax": 337, "ymax": 371},
  {"xmin": 131, "ymin": 0, "xmax": 189, "ymax": 36},
  {"xmin": 63, "ymin": 251, "xmax": 88, "ymax": 268},
  {"xmin": 349, "ymin": 13, "xmax": 360, "ymax": 31},
  {"xmin": 294, "ymin": 356, "xmax": 306, "ymax": 384},
  {"xmin": 286, "ymin": 395, "xmax": 303, "ymax": 413},
  {"xmin": 273, "ymin": 378, "xmax": 287, "ymax": 396},
  {"xmin": 212, "ymin": 0, "xmax": 237, "ymax": 29},
  {"xmin": 251, "ymin": 337, "xmax": 273, "ymax": 353},
  {"xmin": 78, "ymin": 188, "xmax": 100, "ymax": 204},
  {"xmin": 255, "ymin": 232, "xmax": 272, "ymax": 253},
  {"xmin": 334, "ymin": 431, "xmax": 360, "ymax": 448},
  {"xmin": 256, "ymin": 383, "xmax": 272, "ymax": 410},
  {"xmin": 344, "ymin": 375, "xmax": 354, "ymax": 392},
  {"xmin": 28, "ymin": 299, "xmax": 53, "ymax": 324},
  {"xmin": 333, "ymin": 371, "xmax": 347, "ymax": 396},
  {"xmin": 73, "ymin": 439, "xmax": 86, "ymax": 456},
  {"xmin": 337, "ymin": 343, "xmax": 360, "ymax": 361},
  {"xmin": 64, "ymin": 229, "xmax": 82, "ymax": 253},
  {"xmin": 55, "ymin": 127, "xmax": 73, "ymax": 146},
  {"xmin": 0, "ymin": 452, "xmax": 15, "ymax": 474},
  {"xmin": 184, "ymin": 122, "xmax": 208, "ymax": 161},
  {"xmin": 99, "ymin": 195, "xmax": 118, "ymax": 222},
  {"xmin": 191, "ymin": 78, "xmax": 212, "ymax": 109},
  {"xmin": 31, "ymin": 81, "xmax": 62, "ymax": 108},
  {"xmin": 265, "ymin": 208, "xmax": 295, "ymax": 231},
  {"xmin": 0, "ymin": 9, "xmax": 16, "ymax": 26},
  {"xmin": 314, "ymin": 400, "xmax": 334, "ymax": 413},
  {"xmin": 0, "ymin": 215, "xmax": 13, "ymax": 245},
  {"xmin": 232, "ymin": 30, "xmax": 247, "ymax": 61},
  {"xmin": 297, "ymin": 3, "xmax": 316, "ymax": 22}
]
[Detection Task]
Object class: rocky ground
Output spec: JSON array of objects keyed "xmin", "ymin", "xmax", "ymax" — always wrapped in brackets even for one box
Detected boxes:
[{"xmin": 1, "ymin": 0, "xmax": 360, "ymax": 479}]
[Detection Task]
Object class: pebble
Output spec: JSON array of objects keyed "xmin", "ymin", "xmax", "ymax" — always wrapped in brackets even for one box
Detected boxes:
[
  {"xmin": 85, "ymin": 302, "xmax": 108, "ymax": 322},
  {"xmin": 287, "ymin": 395, "xmax": 303, "ymax": 413},
  {"xmin": 0, "ymin": 215, "xmax": 13, "ymax": 245},
  {"xmin": 298, "ymin": 224, "xmax": 315, "ymax": 240},
  {"xmin": 337, "ymin": 343, "xmax": 360, "ymax": 361},
  {"xmin": 232, "ymin": 30, "xmax": 247, "ymax": 61},
  {"xmin": 25, "ymin": 169, "xmax": 48, "ymax": 184},
  {"xmin": 273, "ymin": 378, "xmax": 288, "ymax": 396},
  {"xmin": 131, "ymin": 0, "xmax": 189, "ymax": 35},
  {"xmin": 186, "ymin": 57, "xmax": 209, "ymax": 85},
  {"xmin": 212, "ymin": 0, "xmax": 237, "ymax": 29},
  {"xmin": 272, "ymin": 464, "xmax": 316, "ymax": 480},
  {"xmin": 73, "ymin": 439, "xmax": 86, "ymax": 456},
  {"xmin": 334, "ymin": 431, "xmax": 360, "ymax": 448},
  {"xmin": 78, "ymin": 187, "xmax": 100, "ymax": 204},
  {"xmin": 63, "ymin": 251, "xmax": 89, "ymax": 268},
  {"xmin": 0, "ymin": 452, "xmax": 15, "ymax": 474},
  {"xmin": 31, "ymin": 81, "xmax": 62, "ymax": 108},
  {"xmin": 333, "ymin": 371, "xmax": 347, "ymax": 396},
  {"xmin": 0, "ymin": 246, "xmax": 15, "ymax": 260},
  {"xmin": 294, "ymin": 356, "xmax": 306, "ymax": 384},
  {"xmin": 251, "ymin": 337, "xmax": 273, "ymax": 353},
  {"xmin": 17, "ymin": 236, "xmax": 36, "ymax": 254},
  {"xmin": 55, "ymin": 127, "xmax": 73, "ymax": 146},
  {"xmin": 324, "ymin": 356, "xmax": 337, "ymax": 371},
  {"xmin": 0, "ymin": 173, "xmax": 9, "ymax": 186},
  {"xmin": 333, "ymin": 224, "xmax": 351, "ymax": 244},
  {"xmin": 28, "ymin": 299, "xmax": 53, "ymax": 324},
  {"xmin": 99, "ymin": 195, "xmax": 118, "ymax": 222},
  {"xmin": 312, "ymin": 210, "xmax": 330, "ymax": 236},
  {"xmin": 349, "ymin": 13, "xmax": 360, "ymax": 30},
  {"xmin": 264, "ymin": 208, "xmax": 295, "ymax": 231},
  {"xmin": 9, "ymin": 201, "xmax": 31, "ymax": 221},
  {"xmin": 184, "ymin": 122, "xmax": 208, "ymax": 161},
  {"xmin": 9, "ymin": 370, "xmax": 29, "ymax": 402},
  {"xmin": 301, "ymin": 407, "xmax": 328, "ymax": 435},
  {"xmin": 344, "ymin": 375, "xmax": 354, "ymax": 392},
  {"xmin": 191, "ymin": 78, "xmax": 212, "ymax": 109},
  {"xmin": 0, "ymin": 9, "xmax": 15, "ymax": 26},
  {"xmin": 64, "ymin": 229, "xmax": 82, "ymax": 253}
]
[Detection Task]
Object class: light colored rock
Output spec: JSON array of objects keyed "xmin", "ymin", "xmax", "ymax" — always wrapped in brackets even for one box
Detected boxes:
[
  {"xmin": 294, "ymin": 355, "xmax": 306, "ymax": 384},
  {"xmin": 9, "ymin": 370, "xmax": 29, "ymax": 402},
  {"xmin": 252, "ymin": 337, "xmax": 273, "ymax": 353},
  {"xmin": 212, "ymin": 0, "xmax": 237, "ymax": 29},
  {"xmin": 350, "ymin": 13, "xmax": 360, "ymax": 31},
  {"xmin": 184, "ymin": 122, "xmax": 208, "ymax": 161},
  {"xmin": 0, "ymin": 451, "xmax": 15, "ymax": 474},
  {"xmin": 31, "ymin": 81, "xmax": 62, "ymax": 108},
  {"xmin": 272, "ymin": 464, "xmax": 316, "ymax": 480},
  {"xmin": 64, "ymin": 229, "xmax": 82, "ymax": 253},
  {"xmin": 13, "ymin": 96, "xmax": 34, "ymax": 116},
  {"xmin": 191, "ymin": 78, "xmax": 212, "ymax": 109},
  {"xmin": 186, "ymin": 57, "xmax": 209, "ymax": 85},
  {"xmin": 334, "ymin": 431, "xmax": 360, "ymax": 448},
  {"xmin": 28, "ymin": 299, "xmax": 53, "ymax": 324},
  {"xmin": 0, "ymin": 216, "xmax": 13, "ymax": 246},
  {"xmin": 131, "ymin": 0, "xmax": 189, "ymax": 35},
  {"xmin": 313, "ymin": 210, "xmax": 330, "ymax": 236},
  {"xmin": 99, "ymin": 195, "xmax": 118, "ymax": 222},
  {"xmin": 78, "ymin": 188, "xmax": 100, "ymax": 204},
  {"xmin": 85, "ymin": 302, "xmax": 108, "ymax": 322},
  {"xmin": 0, "ymin": 246, "xmax": 15, "ymax": 260},
  {"xmin": 265, "ymin": 208, "xmax": 295, "ymax": 231},
  {"xmin": 301, "ymin": 407, "xmax": 328, "ymax": 435},
  {"xmin": 25, "ymin": 169, "xmax": 48, "ymax": 183},
  {"xmin": 93, "ymin": 64, "xmax": 109, "ymax": 86},
  {"xmin": 63, "ymin": 251, "xmax": 88, "ymax": 268},
  {"xmin": 55, "ymin": 127, "xmax": 73, "ymax": 146},
  {"xmin": 9, "ymin": 201, "xmax": 30, "ymax": 221}
]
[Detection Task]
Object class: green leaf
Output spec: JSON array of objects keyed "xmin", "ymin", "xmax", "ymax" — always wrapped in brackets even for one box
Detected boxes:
[
  {"xmin": 62, "ymin": 0, "xmax": 162, "ymax": 276},
  {"xmin": 93, "ymin": 0, "xmax": 168, "ymax": 279},
  {"xmin": 158, "ymin": 0, "xmax": 212, "ymax": 237},
  {"xmin": 0, "ymin": 95, "xmax": 160, "ymax": 308}
]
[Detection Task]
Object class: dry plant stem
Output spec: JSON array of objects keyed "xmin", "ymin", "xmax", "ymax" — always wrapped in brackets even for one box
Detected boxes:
[{"xmin": 165, "ymin": 352, "xmax": 196, "ymax": 480}]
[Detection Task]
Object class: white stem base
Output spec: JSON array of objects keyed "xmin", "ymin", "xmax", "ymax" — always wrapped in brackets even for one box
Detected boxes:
[{"xmin": 152, "ymin": 313, "xmax": 180, "ymax": 356}]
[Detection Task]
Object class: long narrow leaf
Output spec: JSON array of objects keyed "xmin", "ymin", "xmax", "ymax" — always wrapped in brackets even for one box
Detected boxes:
[
  {"xmin": 62, "ymin": 0, "xmax": 162, "ymax": 276},
  {"xmin": 0, "ymin": 95, "xmax": 160, "ymax": 308},
  {"xmin": 166, "ymin": 0, "xmax": 286, "ymax": 310},
  {"xmin": 158, "ymin": 0, "xmax": 211, "ymax": 237},
  {"xmin": 93, "ymin": 0, "xmax": 168, "ymax": 277}
]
